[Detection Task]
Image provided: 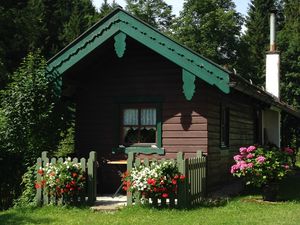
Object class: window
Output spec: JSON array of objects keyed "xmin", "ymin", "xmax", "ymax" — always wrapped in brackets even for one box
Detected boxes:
[
  {"xmin": 121, "ymin": 106, "xmax": 158, "ymax": 146},
  {"xmin": 220, "ymin": 105, "xmax": 229, "ymax": 148}
]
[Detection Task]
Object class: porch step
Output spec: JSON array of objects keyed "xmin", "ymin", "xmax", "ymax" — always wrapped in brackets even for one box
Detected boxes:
[{"xmin": 91, "ymin": 195, "xmax": 127, "ymax": 212}]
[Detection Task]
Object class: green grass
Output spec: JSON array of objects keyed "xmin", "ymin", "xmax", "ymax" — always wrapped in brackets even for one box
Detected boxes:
[{"xmin": 1, "ymin": 175, "xmax": 300, "ymax": 225}]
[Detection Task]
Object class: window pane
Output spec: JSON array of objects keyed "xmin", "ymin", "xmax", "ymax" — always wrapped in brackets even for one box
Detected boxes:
[
  {"xmin": 141, "ymin": 108, "xmax": 156, "ymax": 125},
  {"xmin": 123, "ymin": 127, "xmax": 139, "ymax": 144},
  {"xmin": 140, "ymin": 127, "xmax": 156, "ymax": 143},
  {"xmin": 123, "ymin": 109, "xmax": 138, "ymax": 125}
]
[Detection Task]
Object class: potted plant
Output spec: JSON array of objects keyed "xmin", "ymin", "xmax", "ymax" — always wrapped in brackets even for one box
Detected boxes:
[{"xmin": 231, "ymin": 145, "xmax": 293, "ymax": 201}]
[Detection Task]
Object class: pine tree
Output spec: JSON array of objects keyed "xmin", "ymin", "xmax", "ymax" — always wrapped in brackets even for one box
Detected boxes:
[
  {"xmin": 125, "ymin": 0, "xmax": 174, "ymax": 32},
  {"xmin": 173, "ymin": 0, "xmax": 243, "ymax": 66}
]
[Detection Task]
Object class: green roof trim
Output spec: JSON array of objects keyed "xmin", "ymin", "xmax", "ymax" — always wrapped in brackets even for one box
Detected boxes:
[{"xmin": 47, "ymin": 8, "xmax": 230, "ymax": 94}]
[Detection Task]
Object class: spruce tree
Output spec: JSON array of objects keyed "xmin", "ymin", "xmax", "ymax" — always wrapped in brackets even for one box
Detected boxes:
[
  {"xmin": 237, "ymin": 0, "xmax": 282, "ymax": 86},
  {"xmin": 278, "ymin": 0, "xmax": 300, "ymax": 147}
]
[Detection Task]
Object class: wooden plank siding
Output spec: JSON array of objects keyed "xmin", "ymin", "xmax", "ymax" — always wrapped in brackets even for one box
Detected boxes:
[
  {"xmin": 64, "ymin": 36, "xmax": 258, "ymax": 192},
  {"xmin": 207, "ymin": 90, "xmax": 256, "ymax": 187}
]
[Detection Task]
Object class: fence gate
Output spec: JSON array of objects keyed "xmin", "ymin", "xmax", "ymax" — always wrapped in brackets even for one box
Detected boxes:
[{"xmin": 35, "ymin": 151, "xmax": 97, "ymax": 206}]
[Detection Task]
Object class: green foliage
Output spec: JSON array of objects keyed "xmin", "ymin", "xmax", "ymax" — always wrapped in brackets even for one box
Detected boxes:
[
  {"xmin": 0, "ymin": 0, "xmax": 100, "ymax": 87},
  {"xmin": 173, "ymin": 0, "xmax": 243, "ymax": 66},
  {"xmin": 278, "ymin": 0, "xmax": 300, "ymax": 148},
  {"xmin": 125, "ymin": 0, "xmax": 175, "ymax": 32},
  {"xmin": 0, "ymin": 152, "xmax": 23, "ymax": 210},
  {"xmin": 237, "ymin": 0, "xmax": 283, "ymax": 85},
  {"xmin": 14, "ymin": 165, "xmax": 37, "ymax": 208},
  {"xmin": 98, "ymin": 0, "xmax": 119, "ymax": 19},
  {"xmin": 122, "ymin": 161, "xmax": 184, "ymax": 200},
  {"xmin": 0, "ymin": 51, "xmax": 61, "ymax": 164},
  {"xmin": 231, "ymin": 145, "xmax": 293, "ymax": 187},
  {"xmin": 38, "ymin": 159, "xmax": 86, "ymax": 204},
  {"xmin": 54, "ymin": 126, "xmax": 75, "ymax": 158}
]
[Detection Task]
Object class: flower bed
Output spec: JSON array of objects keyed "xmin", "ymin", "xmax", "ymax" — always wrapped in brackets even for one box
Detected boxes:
[
  {"xmin": 122, "ymin": 161, "xmax": 185, "ymax": 201},
  {"xmin": 36, "ymin": 158, "xmax": 86, "ymax": 204}
]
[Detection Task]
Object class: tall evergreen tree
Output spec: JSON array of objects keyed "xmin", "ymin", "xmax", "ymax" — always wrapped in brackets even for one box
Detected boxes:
[
  {"xmin": 173, "ymin": 0, "xmax": 243, "ymax": 66},
  {"xmin": 98, "ymin": 0, "xmax": 118, "ymax": 18},
  {"xmin": 125, "ymin": 0, "xmax": 174, "ymax": 32},
  {"xmin": 0, "ymin": 0, "xmax": 100, "ymax": 88},
  {"xmin": 237, "ymin": 0, "xmax": 283, "ymax": 86},
  {"xmin": 278, "ymin": 0, "xmax": 300, "ymax": 147}
]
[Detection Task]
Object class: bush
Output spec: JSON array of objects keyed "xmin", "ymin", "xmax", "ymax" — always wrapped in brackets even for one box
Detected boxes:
[
  {"xmin": 14, "ymin": 165, "xmax": 37, "ymax": 208},
  {"xmin": 231, "ymin": 145, "xmax": 294, "ymax": 187},
  {"xmin": 36, "ymin": 159, "xmax": 86, "ymax": 204},
  {"xmin": 122, "ymin": 161, "xmax": 185, "ymax": 200}
]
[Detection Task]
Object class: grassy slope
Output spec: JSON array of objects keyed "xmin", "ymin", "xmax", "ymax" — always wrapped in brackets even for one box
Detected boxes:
[{"xmin": 1, "ymin": 173, "xmax": 300, "ymax": 225}]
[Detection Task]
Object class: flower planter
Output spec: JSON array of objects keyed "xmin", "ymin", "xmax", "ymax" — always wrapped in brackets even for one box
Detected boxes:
[{"xmin": 262, "ymin": 183, "xmax": 279, "ymax": 202}]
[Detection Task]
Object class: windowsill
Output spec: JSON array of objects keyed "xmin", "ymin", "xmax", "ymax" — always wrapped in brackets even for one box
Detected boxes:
[{"xmin": 112, "ymin": 146, "xmax": 165, "ymax": 155}]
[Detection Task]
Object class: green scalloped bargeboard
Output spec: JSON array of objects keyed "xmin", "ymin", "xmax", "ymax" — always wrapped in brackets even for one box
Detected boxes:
[
  {"xmin": 47, "ymin": 8, "xmax": 230, "ymax": 96},
  {"xmin": 114, "ymin": 32, "xmax": 127, "ymax": 58}
]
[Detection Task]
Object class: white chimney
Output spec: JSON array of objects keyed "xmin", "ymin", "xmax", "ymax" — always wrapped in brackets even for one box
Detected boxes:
[{"xmin": 266, "ymin": 10, "xmax": 280, "ymax": 99}]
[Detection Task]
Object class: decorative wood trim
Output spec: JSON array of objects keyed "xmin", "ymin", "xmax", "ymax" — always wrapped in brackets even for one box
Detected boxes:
[
  {"xmin": 114, "ymin": 32, "xmax": 127, "ymax": 58},
  {"xmin": 182, "ymin": 69, "xmax": 196, "ymax": 101},
  {"xmin": 46, "ymin": 8, "xmax": 230, "ymax": 96}
]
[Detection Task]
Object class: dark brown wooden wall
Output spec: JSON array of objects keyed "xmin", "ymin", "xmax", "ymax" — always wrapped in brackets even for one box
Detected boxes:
[
  {"xmin": 63, "ymin": 36, "xmax": 257, "ymax": 192},
  {"xmin": 207, "ymin": 90, "xmax": 256, "ymax": 187}
]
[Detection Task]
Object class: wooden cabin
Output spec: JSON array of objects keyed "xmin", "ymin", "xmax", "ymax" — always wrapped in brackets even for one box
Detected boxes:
[{"xmin": 47, "ymin": 8, "xmax": 300, "ymax": 194}]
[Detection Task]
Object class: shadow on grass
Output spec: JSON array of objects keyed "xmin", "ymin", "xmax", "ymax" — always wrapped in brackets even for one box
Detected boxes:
[
  {"xmin": 237, "ymin": 168, "xmax": 300, "ymax": 203},
  {"xmin": 278, "ymin": 169, "xmax": 300, "ymax": 202},
  {"xmin": 0, "ymin": 208, "xmax": 56, "ymax": 225}
]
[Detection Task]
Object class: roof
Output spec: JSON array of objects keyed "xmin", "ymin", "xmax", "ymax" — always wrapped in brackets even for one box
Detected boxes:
[
  {"xmin": 230, "ymin": 73, "xmax": 300, "ymax": 118},
  {"xmin": 46, "ymin": 7, "xmax": 230, "ymax": 94},
  {"xmin": 46, "ymin": 7, "xmax": 300, "ymax": 119}
]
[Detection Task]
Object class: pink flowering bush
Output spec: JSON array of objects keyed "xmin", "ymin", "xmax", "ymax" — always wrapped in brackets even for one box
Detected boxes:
[{"xmin": 231, "ymin": 145, "xmax": 294, "ymax": 187}]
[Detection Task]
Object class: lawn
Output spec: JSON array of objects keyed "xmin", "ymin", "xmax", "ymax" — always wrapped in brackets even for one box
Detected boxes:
[{"xmin": 1, "ymin": 173, "xmax": 300, "ymax": 225}]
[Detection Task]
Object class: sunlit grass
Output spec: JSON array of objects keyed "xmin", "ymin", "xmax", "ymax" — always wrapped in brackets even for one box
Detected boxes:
[{"xmin": 1, "ymin": 173, "xmax": 300, "ymax": 225}]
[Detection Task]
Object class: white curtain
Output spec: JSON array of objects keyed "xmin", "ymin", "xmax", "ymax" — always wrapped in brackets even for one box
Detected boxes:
[
  {"xmin": 123, "ymin": 109, "xmax": 138, "ymax": 125},
  {"xmin": 141, "ymin": 108, "xmax": 156, "ymax": 125}
]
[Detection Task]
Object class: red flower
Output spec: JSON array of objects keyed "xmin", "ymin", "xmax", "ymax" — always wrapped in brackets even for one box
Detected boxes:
[
  {"xmin": 147, "ymin": 178, "xmax": 156, "ymax": 185},
  {"xmin": 37, "ymin": 169, "xmax": 43, "ymax": 175},
  {"xmin": 172, "ymin": 179, "xmax": 177, "ymax": 185},
  {"xmin": 70, "ymin": 187, "xmax": 74, "ymax": 191},
  {"xmin": 180, "ymin": 175, "xmax": 185, "ymax": 180},
  {"xmin": 35, "ymin": 183, "xmax": 41, "ymax": 189},
  {"xmin": 174, "ymin": 175, "xmax": 179, "ymax": 179},
  {"xmin": 66, "ymin": 184, "xmax": 70, "ymax": 188},
  {"xmin": 72, "ymin": 173, "xmax": 77, "ymax": 178},
  {"xmin": 162, "ymin": 193, "xmax": 168, "ymax": 198},
  {"xmin": 71, "ymin": 180, "xmax": 76, "ymax": 185}
]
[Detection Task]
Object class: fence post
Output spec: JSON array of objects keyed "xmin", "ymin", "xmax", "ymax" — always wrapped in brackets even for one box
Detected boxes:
[
  {"xmin": 36, "ymin": 157, "xmax": 42, "ymax": 206},
  {"xmin": 87, "ymin": 151, "xmax": 97, "ymax": 205},
  {"xmin": 127, "ymin": 152, "xmax": 135, "ymax": 206},
  {"xmin": 177, "ymin": 152, "xmax": 189, "ymax": 208},
  {"xmin": 42, "ymin": 153, "xmax": 49, "ymax": 205}
]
